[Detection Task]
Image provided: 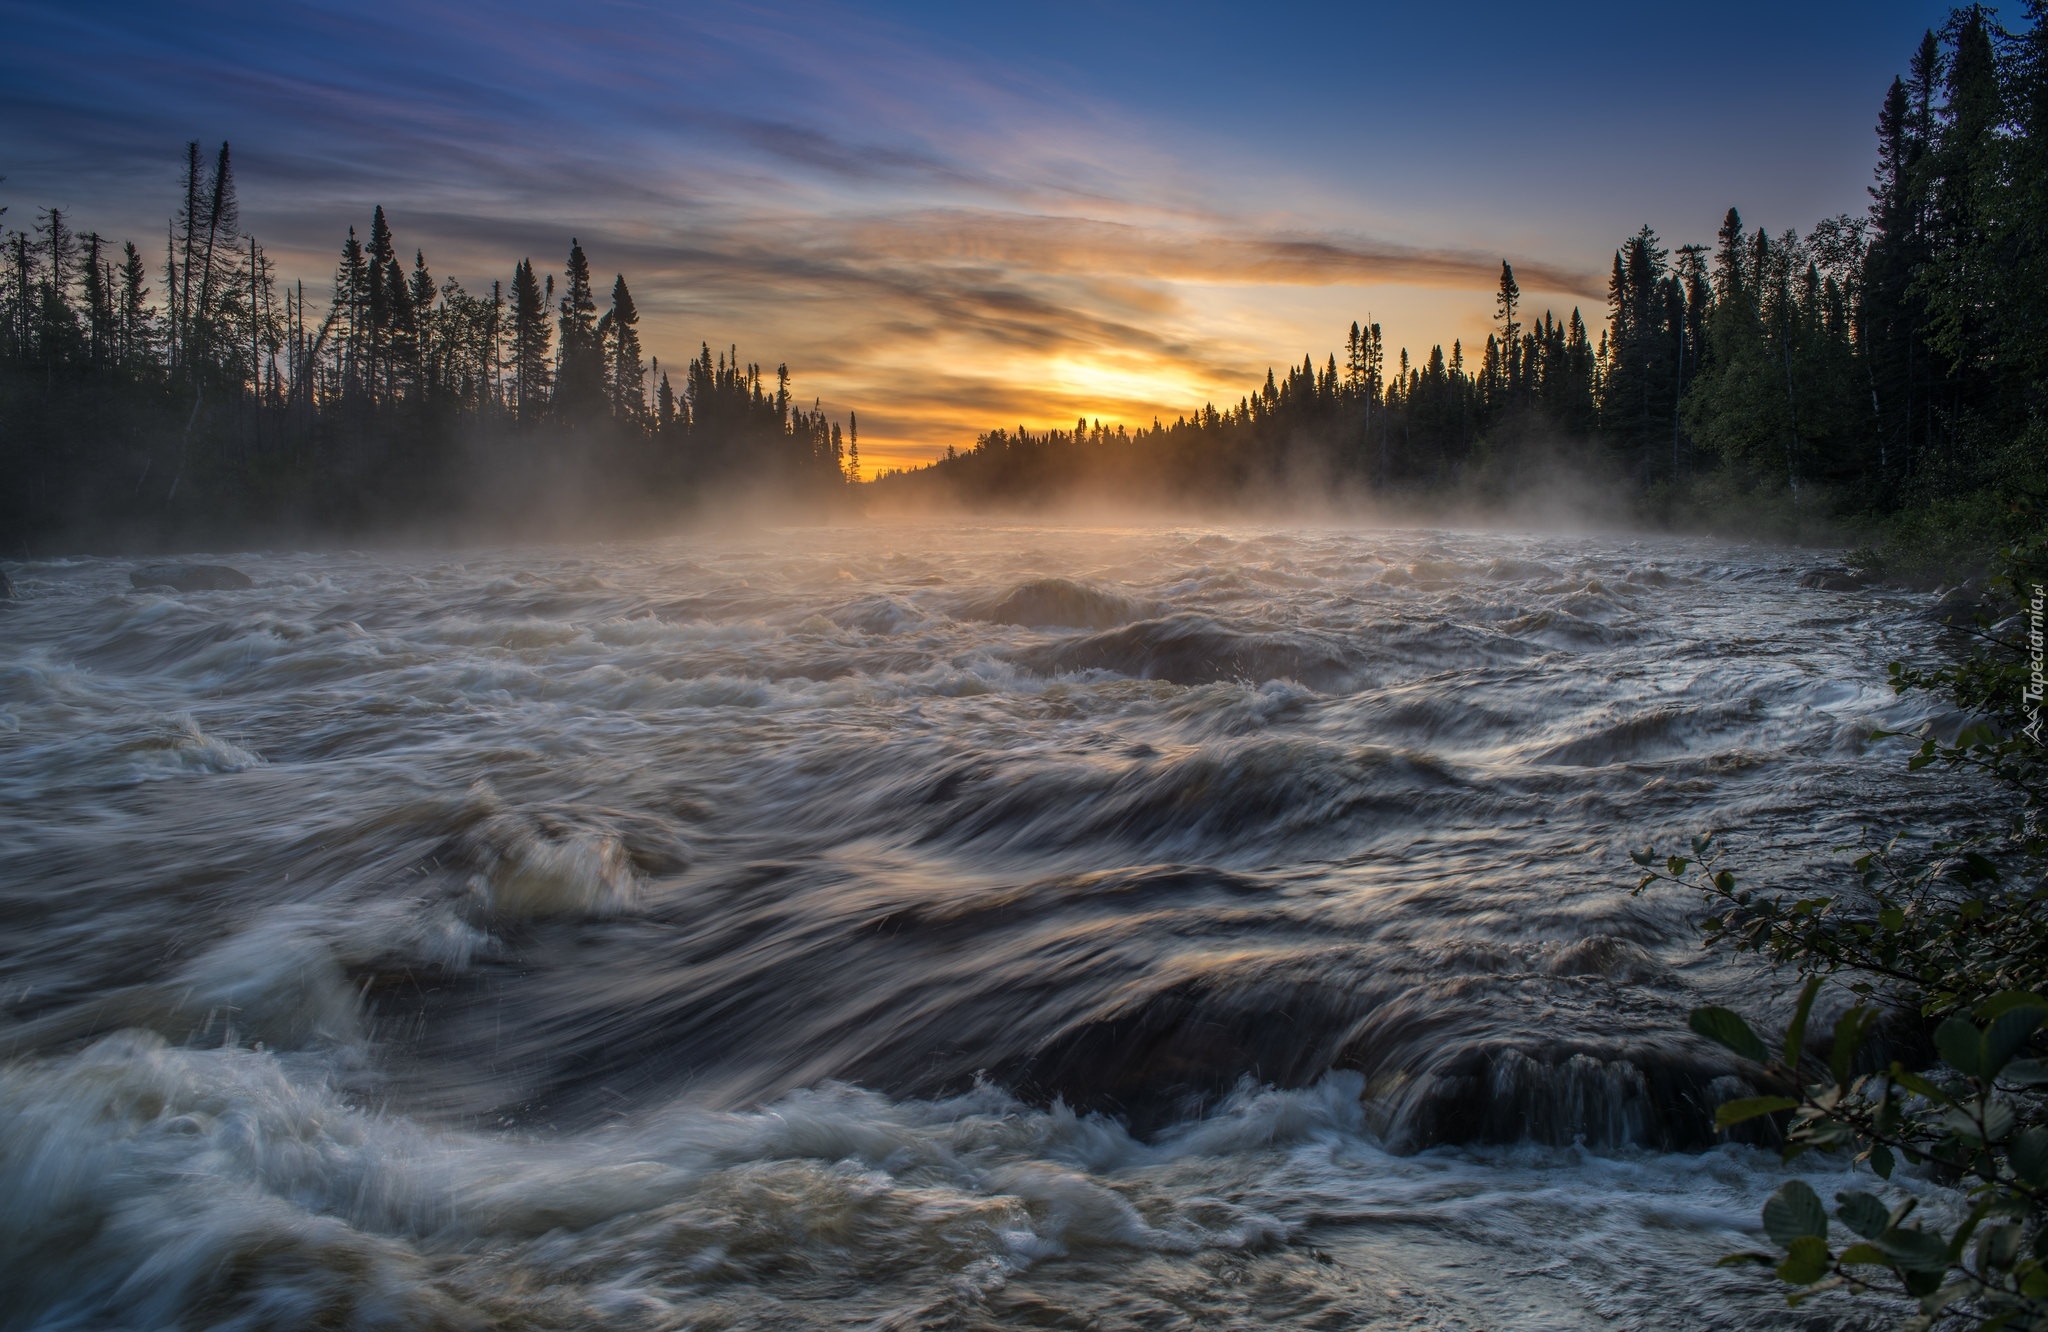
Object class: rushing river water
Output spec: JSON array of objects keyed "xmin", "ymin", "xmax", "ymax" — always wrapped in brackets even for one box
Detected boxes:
[{"xmin": 0, "ymin": 522, "xmax": 1972, "ymax": 1330}]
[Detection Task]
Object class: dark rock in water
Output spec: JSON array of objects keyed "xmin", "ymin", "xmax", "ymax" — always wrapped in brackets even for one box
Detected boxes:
[
  {"xmin": 1366, "ymin": 1037, "xmax": 1742, "ymax": 1153},
  {"xmin": 130, "ymin": 563, "xmax": 254, "ymax": 592},
  {"xmin": 1926, "ymin": 579, "xmax": 1986, "ymax": 625},
  {"xmin": 971, "ymin": 577, "xmax": 1148, "ymax": 629},
  {"xmin": 1019, "ymin": 612, "xmax": 1363, "ymax": 688},
  {"xmin": 1797, "ymin": 568, "xmax": 1864, "ymax": 592}
]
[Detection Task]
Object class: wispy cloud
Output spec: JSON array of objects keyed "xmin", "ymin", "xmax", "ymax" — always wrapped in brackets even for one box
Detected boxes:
[{"xmin": 0, "ymin": 0, "xmax": 1603, "ymax": 470}]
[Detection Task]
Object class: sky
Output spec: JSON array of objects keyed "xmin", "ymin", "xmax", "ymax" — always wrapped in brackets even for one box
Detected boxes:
[{"xmin": 0, "ymin": 0, "xmax": 1960, "ymax": 474}]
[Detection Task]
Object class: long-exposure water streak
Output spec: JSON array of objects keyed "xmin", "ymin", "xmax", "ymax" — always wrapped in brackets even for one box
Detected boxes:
[{"xmin": 0, "ymin": 522, "xmax": 1963, "ymax": 1329}]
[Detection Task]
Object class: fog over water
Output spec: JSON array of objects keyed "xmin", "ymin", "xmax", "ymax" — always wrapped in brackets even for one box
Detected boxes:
[{"xmin": 0, "ymin": 521, "xmax": 1965, "ymax": 1329}]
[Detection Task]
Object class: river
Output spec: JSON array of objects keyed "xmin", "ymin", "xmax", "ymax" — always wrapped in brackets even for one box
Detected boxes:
[{"xmin": 0, "ymin": 521, "xmax": 1963, "ymax": 1329}]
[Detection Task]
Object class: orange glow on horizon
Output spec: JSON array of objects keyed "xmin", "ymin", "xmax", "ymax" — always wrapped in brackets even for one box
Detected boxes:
[{"xmin": 621, "ymin": 247, "xmax": 1601, "ymax": 481}]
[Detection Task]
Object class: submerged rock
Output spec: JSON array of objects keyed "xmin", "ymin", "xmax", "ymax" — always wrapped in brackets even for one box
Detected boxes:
[
  {"xmin": 129, "ymin": 563, "xmax": 254, "ymax": 592},
  {"xmin": 1925, "ymin": 579, "xmax": 1987, "ymax": 625},
  {"xmin": 0, "ymin": 568, "xmax": 13, "ymax": 600},
  {"xmin": 1797, "ymin": 568, "xmax": 1865, "ymax": 592},
  {"xmin": 970, "ymin": 577, "xmax": 1150, "ymax": 629}
]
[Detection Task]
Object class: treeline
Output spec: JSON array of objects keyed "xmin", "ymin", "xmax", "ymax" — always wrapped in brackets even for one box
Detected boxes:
[
  {"xmin": 0, "ymin": 143, "xmax": 857, "ymax": 550},
  {"xmin": 882, "ymin": 6, "xmax": 2046, "ymax": 551}
]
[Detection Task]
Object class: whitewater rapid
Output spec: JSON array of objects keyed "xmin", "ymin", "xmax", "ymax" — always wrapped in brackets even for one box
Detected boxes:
[{"xmin": 0, "ymin": 522, "xmax": 1965, "ymax": 1329}]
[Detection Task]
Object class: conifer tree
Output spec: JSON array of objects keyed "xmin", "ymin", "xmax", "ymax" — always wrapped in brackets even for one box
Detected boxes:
[
  {"xmin": 1495, "ymin": 261, "xmax": 1521, "ymax": 400},
  {"xmin": 365, "ymin": 206, "xmax": 395, "ymax": 402},
  {"xmin": 190, "ymin": 143, "xmax": 238, "ymax": 379},
  {"xmin": 334, "ymin": 227, "xmax": 370, "ymax": 398},
  {"xmin": 605, "ymin": 274, "xmax": 644, "ymax": 421},
  {"xmin": 655, "ymin": 368, "xmax": 677, "ymax": 433},
  {"xmin": 174, "ymin": 141, "xmax": 201, "ymax": 372},
  {"xmin": 554, "ymin": 239, "xmax": 603, "ymax": 418},
  {"xmin": 117, "ymin": 240, "xmax": 153, "ymax": 370},
  {"xmin": 81, "ymin": 232, "xmax": 114, "ymax": 364},
  {"xmin": 508, "ymin": 257, "xmax": 551, "ymax": 422},
  {"xmin": 34, "ymin": 208, "xmax": 80, "ymax": 363}
]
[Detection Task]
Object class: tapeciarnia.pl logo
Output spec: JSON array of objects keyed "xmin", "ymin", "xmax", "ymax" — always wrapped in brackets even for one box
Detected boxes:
[{"xmin": 2027, "ymin": 582, "xmax": 2044, "ymax": 745}]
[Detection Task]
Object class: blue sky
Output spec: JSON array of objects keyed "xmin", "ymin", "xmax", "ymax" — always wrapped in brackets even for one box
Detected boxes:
[{"xmin": 0, "ymin": 0, "xmax": 1959, "ymax": 468}]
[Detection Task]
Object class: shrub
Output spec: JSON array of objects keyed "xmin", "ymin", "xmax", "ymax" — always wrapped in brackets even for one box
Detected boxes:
[{"xmin": 1636, "ymin": 534, "xmax": 2048, "ymax": 1328}]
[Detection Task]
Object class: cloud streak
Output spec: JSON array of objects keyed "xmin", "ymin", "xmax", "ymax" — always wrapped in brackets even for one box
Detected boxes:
[{"xmin": 0, "ymin": 0, "xmax": 1617, "ymax": 471}]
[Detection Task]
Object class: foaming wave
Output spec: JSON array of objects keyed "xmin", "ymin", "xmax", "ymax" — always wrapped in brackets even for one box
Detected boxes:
[{"xmin": 0, "ymin": 1037, "xmax": 1288, "ymax": 1332}]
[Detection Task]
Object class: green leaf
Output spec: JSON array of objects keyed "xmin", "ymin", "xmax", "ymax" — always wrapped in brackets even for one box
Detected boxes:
[
  {"xmin": 1961, "ymin": 853, "xmax": 2000, "ymax": 883},
  {"xmin": 1835, "ymin": 1191, "xmax": 1889, "ymax": 1240},
  {"xmin": 1667, "ymin": 856, "xmax": 1689, "ymax": 876},
  {"xmin": 1934, "ymin": 1016, "xmax": 1984, "ymax": 1079},
  {"xmin": 1716, "ymin": 1096, "xmax": 1797, "ymax": 1129},
  {"xmin": 1630, "ymin": 849, "xmax": 1656, "ymax": 867},
  {"xmin": 2000, "ymin": 1057, "xmax": 2048, "ymax": 1085},
  {"xmin": 1975, "ymin": 991, "xmax": 2048, "ymax": 1020},
  {"xmin": 1891, "ymin": 1065, "xmax": 1951, "ymax": 1103},
  {"xmin": 1981, "ymin": 1004, "xmax": 2046, "ymax": 1078},
  {"xmin": 2011, "ymin": 1127, "xmax": 2048, "ymax": 1188},
  {"xmin": 1835, "ymin": 1242, "xmax": 1891, "ymax": 1267},
  {"xmin": 1716, "ymin": 1252, "xmax": 1774, "ymax": 1269},
  {"xmin": 1878, "ymin": 907, "xmax": 1905, "ymax": 932},
  {"xmin": 1980, "ymin": 1223, "xmax": 2021, "ymax": 1269},
  {"xmin": 1982, "ymin": 1097, "xmax": 2016, "ymax": 1143},
  {"xmin": 1693, "ymin": 1006, "xmax": 1769, "ymax": 1063},
  {"xmin": 1901, "ymin": 1266, "xmax": 1942, "ymax": 1297},
  {"xmin": 1870, "ymin": 1143, "xmax": 1895, "ymax": 1179},
  {"xmin": 1776, "ymin": 1234, "xmax": 1831, "ymax": 1285},
  {"xmin": 1785, "ymin": 975, "xmax": 1822, "ymax": 1068},
  {"xmin": 1763, "ymin": 1180, "xmax": 1828, "ymax": 1247},
  {"xmin": 1830, "ymin": 1006, "xmax": 1877, "ymax": 1085},
  {"xmin": 1877, "ymin": 1227, "xmax": 1951, "ymax": 1274}
]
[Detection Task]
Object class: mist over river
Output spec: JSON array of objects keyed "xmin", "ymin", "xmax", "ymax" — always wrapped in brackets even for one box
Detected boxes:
[{"xmin": 0, "ymin": 522, "xmax": 1972, "ymax": 1330}]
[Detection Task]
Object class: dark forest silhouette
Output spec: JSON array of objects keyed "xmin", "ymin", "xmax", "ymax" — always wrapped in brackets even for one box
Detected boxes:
[
  {"xmin": 3, "ymin": 7, "xmax": 2043, "ymax": 557},
  {"xmin": 874, "ymin": 8, "xmax": 2046, "ymax": 556},
  {"xmin": 0, "ymin": 144, "xmax": 857, "ymax": 550}
]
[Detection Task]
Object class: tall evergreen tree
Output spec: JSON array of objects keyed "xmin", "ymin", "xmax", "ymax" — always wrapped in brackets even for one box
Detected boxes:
[
  {"xmin": 605, "ymin": 274, "xmax": 644, "ymax": 421},
  {"xmin": 1495, "ymin": 261, "xmax": 1521, "ymax": 400},
  {"xmin": 509, "ymin": 257, "xmax": 551, "ymax": 422},
  {"xmin": 365, "ymin": 206, "xmax": 396, "ymax": 402},
  {"xmin": 117, "ymin": 241, "xmax": 153, "ymax": 371},
  {"xmin": 334, "ymin": 227, "xmax": 370, "ymax": 399},
  {"xmin": 554, "ymin": 239, "xmax": 603, "ymax": 418}
]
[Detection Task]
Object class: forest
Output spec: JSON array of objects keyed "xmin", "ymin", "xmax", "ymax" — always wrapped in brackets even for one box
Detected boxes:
[
  {"xmin": 876, "ymin": 7, "xmax": 2047, "ymax": 567},
  {"xmin": 0, "ymin": 144, "xmax": 859, "ymax": 552},
  {"xmin": 4, "ymin": 8, "xmax": 2044, "ymax": 563}
]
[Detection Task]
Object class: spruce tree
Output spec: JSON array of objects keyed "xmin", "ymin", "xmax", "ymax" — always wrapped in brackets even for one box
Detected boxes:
[
  {"xmin": 366, "ymin": 206, "xmax": 395, "ymax": 401},
  {"xmin": 1495, "ymin": 261, "xmax": 1521, "ymax": 400},
  {"xmin": 334, "ymin": 227, "xmax": 370, "ymax": 398},
  {"xmin": 175, "ymin": 140, "xmax": 201, "ymax": 372},
  {"xmin": 509, "ymin": 257, "xmax": 551, "ymax": 421},
  {"xmin": 656, "ymin": 368, "xmax": 677, "ymax": 433},
  {"xmin": 555, "ymin": 239, "xmax": 603, "ymax": 417},
  {"xmin": 191, "ymin": 143, "xmax": 238, "ymax": 379},
  {"xmin": 606, "ymin": 274, "xmax": 643, "ymax": 421},
  {"xmin": 117, "ymin": 240, "xmax": 153, "ymax": 370}
]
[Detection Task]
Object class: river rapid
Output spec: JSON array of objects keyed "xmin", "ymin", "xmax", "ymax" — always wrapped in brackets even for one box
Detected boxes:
[{"xmin": 0, "ymin": 521, "xmax": 1971, "ymax": 1330}]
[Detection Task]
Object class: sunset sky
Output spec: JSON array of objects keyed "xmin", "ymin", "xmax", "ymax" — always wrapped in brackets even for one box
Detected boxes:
[{"xmin": 3, "ymin": 0, "xmax": 1953, "ymax": 474}]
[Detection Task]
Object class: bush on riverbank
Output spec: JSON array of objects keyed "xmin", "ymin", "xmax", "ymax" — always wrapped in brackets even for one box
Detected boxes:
[{"xmin": 1640, "ymin": 534, "xmax": 2048, "ymax": 1327}]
